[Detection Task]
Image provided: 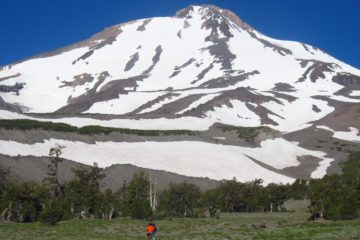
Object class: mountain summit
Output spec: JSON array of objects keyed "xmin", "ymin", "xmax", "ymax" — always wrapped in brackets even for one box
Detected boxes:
[
  {"xmin": 0, "ymin": 5, "xmax": 359, "ymax": 185},
  {"xmin": 176, "ymin": 5, "xmax": 253, "ymax": 31}
]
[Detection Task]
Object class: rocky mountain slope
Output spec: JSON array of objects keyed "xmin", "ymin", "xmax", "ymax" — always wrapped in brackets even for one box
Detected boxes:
[{"xmin": 0, "ymin": 5, "xmax": 359, "ymax": 185}]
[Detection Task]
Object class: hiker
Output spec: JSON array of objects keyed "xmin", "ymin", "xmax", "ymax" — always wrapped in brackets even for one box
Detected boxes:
[
  {"xmin": 146, "ymin": 222, "xmax": 157, "ymax": 240},
  {"xmin": 151, "ymin": 222, "xmax": 157, "ymax": 239}
]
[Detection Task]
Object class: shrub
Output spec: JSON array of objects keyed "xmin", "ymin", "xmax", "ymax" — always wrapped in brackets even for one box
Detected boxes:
[{"xmin": 40, "ymin": 201, "xmax": 63, "ymax": 225}]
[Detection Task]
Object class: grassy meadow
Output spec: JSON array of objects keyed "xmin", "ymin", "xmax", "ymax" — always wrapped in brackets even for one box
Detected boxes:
[{"xmin": 1, "ymin": 200, "xmax": 359, "ymax": 240}]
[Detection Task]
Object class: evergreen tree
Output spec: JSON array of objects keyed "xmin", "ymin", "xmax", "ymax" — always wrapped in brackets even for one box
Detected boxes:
[
  {"xmin": 66, "ymin": 163, "xmax": 105, "ymax": 218},
  {"xmin": 288, "ymin": 179, "xmax": 308, "ymax": 200},
  {"xmin": 158, "ymin": 182, "xmax": 201, "ymax": 217},
  {"xmin": 114, "ymin": 181, "xmax": 128, "ymax": 216},
  {"xmin": 39, "ymin": 200, "xmax": 63, "ymax": 225},
  {"xmin": 216, "ymin": 179, "xmax": 244, "ymax": 212},
  {"xmin": 0, "ymin": 164, "xmax": 10, "ymax": 205},
  {"xmin": 43, "ymin": 144, "xmax": 65, "ymax": 197},
  {"xmin": 3, "ymin": 182, "xmax": 47, "ymax": 222},
  {"xmin": 309, "ymin": 152, "xmax": 360, "ymax": 220},
  {"xmin": 97, "ymin": 189, "xmax": 116, "ymax": 220},
  {"xmin": 126, "ymin": 172, "xmax": 152, "ymax": 219},
  {"xmin": 267, "ymin": 183, "xmax": 287, "ymax": 212}
]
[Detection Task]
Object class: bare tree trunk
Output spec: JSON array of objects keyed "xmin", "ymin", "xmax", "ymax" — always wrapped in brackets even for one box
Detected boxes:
[
  {"xmin": 80, "ymin": 209, "xmax": 87, "ymax": 220},
  {"xmin": 108, "ymin": 207, "xmax": 114, "ymax": 221},
  {"xmin": 6, "ymin": 201, "xmax": 12, "ymax": 222},
  {"xmin": 1, "ymin": 208, "xmax": 8, "ymax": 222},
  {"xmin": 153, "ymin": 177, "xmax": 157, "ymax": 211}
]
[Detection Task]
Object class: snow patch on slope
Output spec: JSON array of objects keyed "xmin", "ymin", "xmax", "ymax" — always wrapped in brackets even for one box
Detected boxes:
[
  {"xmin": 177, "ymin": 93, "xmax": 220, "ymax": 114},
  {"xmin": 0, "ymin": 139, "xmax": 297, "ymax": 185},
  {"xmin": 0, "ymin": 110, "xmax": 213, "ymax": 130},
  {"xmin": 85, "ymin": 92, "xmax": 164, "ymax": 114},
  {"xmin": 349, "ymin": 90, "xmax": 360, "ymax": 97},
  {"xmin": 317, "ymin": 125, "xmax": 360, "ymax": 142},
  {"xmin": 205, "ymin": 100, "xmax": 261, "ymax": 127},
  {"xmin": 311, "ymin": 158, "xmax": 333, "ymax": 179}
]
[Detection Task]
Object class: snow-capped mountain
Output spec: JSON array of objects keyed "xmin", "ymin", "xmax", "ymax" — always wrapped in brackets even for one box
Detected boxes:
[{"xmin": 0, "ymin": 5, "xmax": 359, "ymax": 185}]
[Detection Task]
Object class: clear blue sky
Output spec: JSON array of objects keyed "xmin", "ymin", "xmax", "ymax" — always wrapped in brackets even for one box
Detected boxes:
[{"xmin": 1, "ymin": 0, "xmax": 359, "ymax": 68}]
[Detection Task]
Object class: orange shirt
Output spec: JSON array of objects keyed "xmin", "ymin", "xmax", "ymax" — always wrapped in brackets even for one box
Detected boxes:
[{"xmin": 147, "ymin": 225, "xmax": 155, "ymax": 233}]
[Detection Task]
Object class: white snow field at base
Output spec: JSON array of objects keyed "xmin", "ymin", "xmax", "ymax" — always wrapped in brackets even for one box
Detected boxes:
[
  {"xmin": 0, "ymin": 138, "xmax": 334, "ymax": 184},
  {"xmin": 349, "ymin": 90, "xmax": 360, "ymax": 97},
  {"xmin": 317, "ymin": 126, "xmax": 360, "ymax": 142}
]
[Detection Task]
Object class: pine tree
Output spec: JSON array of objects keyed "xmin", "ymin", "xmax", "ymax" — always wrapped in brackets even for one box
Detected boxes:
[
  {"xmin": 43, "ymin": 144, "xmax": 65, "ymax": 197},
  {"xmin": 126, "ymin": 172, "xmax": 152, "ymax": 219}
]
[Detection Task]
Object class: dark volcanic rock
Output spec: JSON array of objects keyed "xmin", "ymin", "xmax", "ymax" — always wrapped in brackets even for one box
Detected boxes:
[
  {"xmin": 312, "ymin": 104, "xmax": 321, "ymax": 113},
  {"xmin": 266, "ymin": 91, "xmax": 297, "ymax": 103},
  {"xmin": 0, "ymin": 96, "xmax": 21, "ymax": 112},
  {"xmin": 183, "ymin": 20, "xmax": 191, "ymax": 28},
  {"xmin": 332, "ymin": 72, "xmax": 360, "ymax": 86},
  {"xmin": 169, "ymin": 58, "xmax": 196, "ymax": 78},
  {"xmin": 56, "ymin": 43, "xmax": 164, "ymax": 114},
  {"xmin": 204, "ymin": 40, "xmax": 236, "ymax": 70},
  {"xmin": 314, "ymin": 102, "xmax": 360, "ymax": 132},
  {"xmin": 199, "ymin": 70, "xmax": 259, "ymax": 88},
  {"xmin": 126, "ymin": 92, "xmax": 180, "ymax": 115},
  {"xmin": 143, "ymin": 45, "xmax": 163, "ymax": 75},
  {"xmin": 0, "ymin": 82, "xmax": 25, "ymax": 95},
  {"xmin": 183, "ymin": 87, "xmax": 283, "ymax": 125},
  {"xmin": 60, "ymin": 73, "xmax": 94, "ymax": 88},
  {"xmin": 284, "ymin": 126, "xmax": 360, "ymax": 176},
  {"xmin": 0, "ymin": 73, "xmax": 21, "ymax": 82},
  {"xmin": 301, "ymin": 43, "xmax": 315, "ymax": 55},
  {"xmin": 55, "ymin": 71, "xmax": 150, "ymax": 114},
  {"xmin": 124, "ymin": 52, "xmax": 139, "ymax": 72},
  {"xmin": 137, "ymin": 19, "xmax": 152, "ymax": 31},
  {"xmin": 139, "ymin": 94, "xmax": 205, "ymax": 118},
  {"xmin": 175, "ymin": 6, "xmax": 195, "ymax": 18},
  {"xmin": 192, "ymin": 63, "xmax": 215, "ymax": 84},
  {"xmin": 297, "ymin": 59, "xmax": 339, "ymax": 82},
  {"xmin": 177, "ymin": 30, "xmax": 182, "ymax": 39},
  {"xmin": 176, "ymin": 5, "xmax": 253, "ymax": 31},
  {"xmin": 201, "ymin": 9, "xmax": 234, "ymax": 39},
  {"xmin": 248, "ymin": 32, "xmax": 292, "ymax": 56},
  {"xmin": 73, "ymin": 36, "xmax": 117, "ymax": 64},
  {"xmin": 272, "ymin": 83, "xmax": 296, "ymax": 92}
]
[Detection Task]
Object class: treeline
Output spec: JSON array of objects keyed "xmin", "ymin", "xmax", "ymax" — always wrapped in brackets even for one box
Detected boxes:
[
  {"xmin": 157, "ymin": 179, "xmax": 305, "ymax": 218},
  {"xmin": 0, "ymin": 146, "xmax": 359, "ymax": 224},
  {"xmin": 308, "ymin": 152, "xmax": 360, "ymax": 220}
]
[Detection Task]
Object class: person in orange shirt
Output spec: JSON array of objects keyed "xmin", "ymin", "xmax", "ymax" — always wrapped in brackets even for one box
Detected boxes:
[{"xmin": 146, "ymin": 222, "xmax": 157, "ymax": 240}]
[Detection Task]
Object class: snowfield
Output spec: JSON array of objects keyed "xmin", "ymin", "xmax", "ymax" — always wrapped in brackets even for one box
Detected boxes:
[
  {"xmin": 0, "ymin": 138, "xmax": 334, "ymax": 184},
  {"xmin": 317, "ymin": 126, "xmax": 360, "ymax": 143}
]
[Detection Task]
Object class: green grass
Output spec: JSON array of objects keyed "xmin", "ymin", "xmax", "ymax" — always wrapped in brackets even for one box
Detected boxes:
[
  {"xmin": 218, "ymin": 125, "xmax": 274, "ymax": 142},
  {"xmin": 1, "ymin": 213, "xmax": 359, "ymax": 240},
  {"xmin": 0, "ymin": 119, "xmax": 196, "ymax": 136},
  {"xmin": 2, "ymin": 200, "xmax": 358, "ymax": 239}
]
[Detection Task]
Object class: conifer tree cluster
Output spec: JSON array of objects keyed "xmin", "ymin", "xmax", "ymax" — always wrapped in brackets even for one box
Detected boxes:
[{"xmin": 0, "ymin": 146, "xmax": 359, "ymax": 224}]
